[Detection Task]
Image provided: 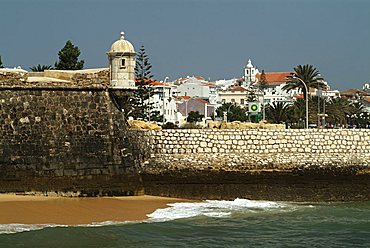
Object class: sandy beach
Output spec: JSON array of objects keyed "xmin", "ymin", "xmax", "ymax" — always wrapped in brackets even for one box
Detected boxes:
[{"xmin": 0, "ymin": 194, "xmax": 190, "ymax": 225}]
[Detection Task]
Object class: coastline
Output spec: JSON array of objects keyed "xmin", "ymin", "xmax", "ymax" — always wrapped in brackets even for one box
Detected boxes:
[{"xmin": 0, "ymin": 194, "xmax": 190, "ymax": 225}]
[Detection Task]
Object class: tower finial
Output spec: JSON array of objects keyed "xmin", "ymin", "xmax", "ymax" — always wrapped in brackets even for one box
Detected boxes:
[{"xmin": 120, "ymin": 32, "xmax": 125, "ymax": 40}]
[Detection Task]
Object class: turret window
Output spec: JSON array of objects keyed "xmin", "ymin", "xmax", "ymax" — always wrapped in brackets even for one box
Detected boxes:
[{"xmin": 121, "ymin": 59, "xmax": 126, "ymax": 68}]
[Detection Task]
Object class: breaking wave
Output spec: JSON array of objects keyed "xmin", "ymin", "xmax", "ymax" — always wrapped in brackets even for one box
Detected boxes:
[{"xmin": 147, "ymin": 198, "xmax": 299, "ymax": 222}]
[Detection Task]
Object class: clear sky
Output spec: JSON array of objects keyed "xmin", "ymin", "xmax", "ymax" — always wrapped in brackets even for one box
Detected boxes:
[{"xmin": 1, "ymin": 0, "xmax": 369, "ymax": 90}]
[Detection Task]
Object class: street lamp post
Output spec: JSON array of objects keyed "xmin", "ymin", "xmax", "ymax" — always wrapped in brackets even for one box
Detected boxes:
[
  {"xmin": 225, "ymin": 103, "xmax": 234, "ymax": 122},
  {"xmin": 293, "ymin": 75, "xmax": 309, "ymax": 129},
  {"xmin": 162, "ymin": 76, "xmax": 169, "ymax": 124},
  {"xmin": 257, "ymin": 88, "xmax": 265, "ymax": 121}
]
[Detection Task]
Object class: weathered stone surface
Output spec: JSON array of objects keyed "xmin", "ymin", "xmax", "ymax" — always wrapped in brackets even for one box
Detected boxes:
[{"xmin": 0, "ymin": 88, "xmax": 143, "ymax": 195}]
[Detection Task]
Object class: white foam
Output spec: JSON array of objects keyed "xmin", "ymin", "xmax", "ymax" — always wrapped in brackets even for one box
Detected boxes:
[
  {"xmin": 0, "ymin": 224, "xmax": 66, "ymax": 234},
  {"xmin": 147, "ymin": 198, "xmax": 293, "ymax": 222},
  {"xmin": 0, "ymin": 221, "xmax": 133, "ymax": 234}
]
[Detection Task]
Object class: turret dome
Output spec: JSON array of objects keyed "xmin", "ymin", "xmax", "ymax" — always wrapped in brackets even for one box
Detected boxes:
[{"xmin": 109, "ymin": 32, "xmax": 135, "ymax": 54}]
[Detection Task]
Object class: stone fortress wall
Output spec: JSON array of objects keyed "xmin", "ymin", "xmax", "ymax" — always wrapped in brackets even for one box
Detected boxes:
[{"xmin": 0, "ymin": 69, "xmax": 143, "ymax": 196}]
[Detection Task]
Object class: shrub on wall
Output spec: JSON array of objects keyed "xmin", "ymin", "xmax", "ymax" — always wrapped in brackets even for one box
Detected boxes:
[
  {"xmin": 162, "ymin": 122, "xmax": 178, "ymax": 129},
  {"xmin": 180, "ymin": 123, "xmax": 202, "ymax": 129}
]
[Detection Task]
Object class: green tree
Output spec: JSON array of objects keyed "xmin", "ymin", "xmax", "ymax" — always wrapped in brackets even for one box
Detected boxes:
[
  {"xmin": 216, "ymin": 103, "xmax": 248, "ymax": 122},
  {"xmin": 29, "ymin": 64, "xmax": 53, "ymax": 72},
  {"xmin": 187, "ymin": 111, "xmax": 204, "ymax": 123},
  {"xmin": 325, "ymin": 98, "xmax": 363, "ymax": 127},
  {"xmin": 266, "ymin": 102, "xmax": 291, "ymax": 123},
  {"xmin": 0, "ymin": 55, "xmax": 4, "ymax": 68},
  {"xmin": 135, "ymin": 45, "xmax": 153, "ymax": 85},
  {"xmin": 129, "ymin": 45, "xmax": 155, "ymax": 121},
  {"xmin": 283, "ymin": 64, "xmax": 326, "ymax": 99},
  {"xmin": 287, "ymin": 99, "xmax": 306, "ymax": 128},
  {"xmin": 54, "ymin": 40, "xmax": 84, "ymax": 70}
]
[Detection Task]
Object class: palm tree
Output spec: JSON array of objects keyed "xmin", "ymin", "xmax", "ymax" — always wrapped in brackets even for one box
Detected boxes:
[
  {"xmin": 266, "ymin": 102, "xmax": 290, "ymax": 123},
  {"xmin": 30, "ymin": 64, "xmax": 53, "ymax": 72},
  {"xmin": 283, "ymin": 64, "xmax": 326, "ymax": 99},
  {"xmin": 325, "ymin": 98, "xmax": 353, "ymax": 127},
  {"xmin": 288, "ymin": 99, "xmax": 306, "ymax": 128}
]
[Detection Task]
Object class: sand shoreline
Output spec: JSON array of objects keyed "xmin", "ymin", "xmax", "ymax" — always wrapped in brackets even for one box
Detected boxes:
[{"xmin": 0, "ymin": 194, "xmax": 191, "ymax": 225}]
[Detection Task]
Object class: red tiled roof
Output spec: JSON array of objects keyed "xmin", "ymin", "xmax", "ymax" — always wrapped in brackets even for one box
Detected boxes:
[
  {"xmin": 176, "ymin": 96, "xmax": 191, "ymax": 100},
  {"xmin": 194, "ymin": 98, "xmax": 209, "ymax": 104},
  {"xmin": 255, "ymin": 72, "xmax": 292, "ymax": 85},
  {"xmin": 202, "ymin": 83, "xmax": 216, "ymax": 87},
  {"xmin": 228, "ymin": 86, "xmax": 248, "ymax": 92},
  {"xmin": 135, "ymin": 78, "xmax": 156, "ymax": 85},
  {"xmin": 293, "ymin": 94, "xmax": 304, "ymax": 99},
  {"xmin": 195, "ymin": 76, "xmax": 205, "ymax": 80},
  {"xmin": 149, "ymin": 81, "xmax": 166, "ymax": 86},
  {"xmin": 177, "ymin": 77, "xmax": 188, "ymax": 82}
]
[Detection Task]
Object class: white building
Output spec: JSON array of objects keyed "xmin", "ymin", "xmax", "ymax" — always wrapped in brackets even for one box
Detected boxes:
[
  {"xmin": 149, "ymin": 81, "xmax": 178, "ymax": 124},
  {"xmin": 217, "ymin": 86, "xmax": 250, "ymax": 108},
  {"xmin": 243, "ymin": 59, "xmax": 259, "ymax": 87},
  {"xmin": 252, "ymin": 72, "xmax": 298, "ymax": 105},
  {"xmin": 214, "ymin": 78, "xmax": 240, "ymax": 90},
  {"xmin": 176, "ymin": 76, "xmax": 212, "ymax": 99}
]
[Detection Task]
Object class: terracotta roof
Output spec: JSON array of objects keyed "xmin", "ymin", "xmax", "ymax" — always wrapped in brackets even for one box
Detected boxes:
[
  {"xmin": 228, "ymin": 86, "xmax": 248, "ymax": 92},
  {"xmin": 255, "ymin": 72, "xmax": 292, "ymax": 86},
  {"xmin": 195, "ymin": 76, "xmax": 205, "ymax": 80},
  {"xmin": 194, "ymin": 98, "xmax": 209, "ymax": 104},
  {"xmin": 135, "ymin": 78, "xmax": 156, "ymax": 85},
  {"xmin": 176, "ymin": 96, "xmax": 191, "ymax": 100},
  {"xmin": 293, "ymin": 94, "xmax": 304, "ymax": 99},
  {"xmin": 149, "ymin": 81, "xmax": 166, "ymax": 86},
  {"xmin": 178, "ymin": 77, "xmax": 188, "ymax": 82},
  {"xmin": 202, "ymin": 82, "xmax": 216, "ymax": 87},
  {"xmin": 363, "ymin": 96, "xmax": 370, "ymax": 103}
]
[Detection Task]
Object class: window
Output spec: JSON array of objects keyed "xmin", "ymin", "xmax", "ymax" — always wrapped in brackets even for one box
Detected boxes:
[
  {"xmin": 240, "ymin": 99, "xmax": 244, "ymax": 104},
  {"xmin": 222, "ymin": 99, "xmax": 226, "ymax": 104},
  {"xmin": 121, "ymin": 59, "xmax": 126, "ymax": 67},
  {"xmin": 231, "ymin": 99, "xmax": 235, "ymax": 103}
]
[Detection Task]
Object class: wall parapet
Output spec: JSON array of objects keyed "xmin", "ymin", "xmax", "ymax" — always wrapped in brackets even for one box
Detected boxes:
[{"xmin": 0, "ymin": 68, "xmax": 109, "ymax": 90}]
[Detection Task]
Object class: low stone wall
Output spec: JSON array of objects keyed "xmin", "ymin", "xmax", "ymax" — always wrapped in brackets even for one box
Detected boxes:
[
  {"xmin": 144, "ymin": 129, "xmax": 370, "ymax": 156},
  {"xmin": 134, "ymin": 128, "xmax": 370, "ymax": 201}
]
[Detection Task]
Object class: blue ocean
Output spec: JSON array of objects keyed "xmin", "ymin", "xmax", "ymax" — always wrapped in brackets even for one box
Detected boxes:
[{"xmin": 1, "ymin": 199, "xmax": 370, "ymax": 247}]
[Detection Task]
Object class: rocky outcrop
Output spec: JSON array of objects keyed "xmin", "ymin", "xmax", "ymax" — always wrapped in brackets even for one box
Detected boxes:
[
  {"xmin": 207, "ymin": 120, "xmax": 285, "ymax": 129},
  {"xmin": 127, "ymin": 120, "xmax": 162, "ymax": 130}
]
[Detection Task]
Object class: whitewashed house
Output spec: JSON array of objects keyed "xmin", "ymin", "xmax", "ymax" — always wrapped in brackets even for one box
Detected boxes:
[
  {"xmin": 149, "ymin": 81, "xmax": 179, "ymax": 124},
  {"xmin": 176, "ymin": 76, "xmax": 211, "ymax": 99}
]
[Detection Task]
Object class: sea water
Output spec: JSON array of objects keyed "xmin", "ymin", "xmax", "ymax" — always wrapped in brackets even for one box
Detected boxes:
[{"xmin": 1, "ymin": 199, "xmax": 370, "ymax": 247}]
